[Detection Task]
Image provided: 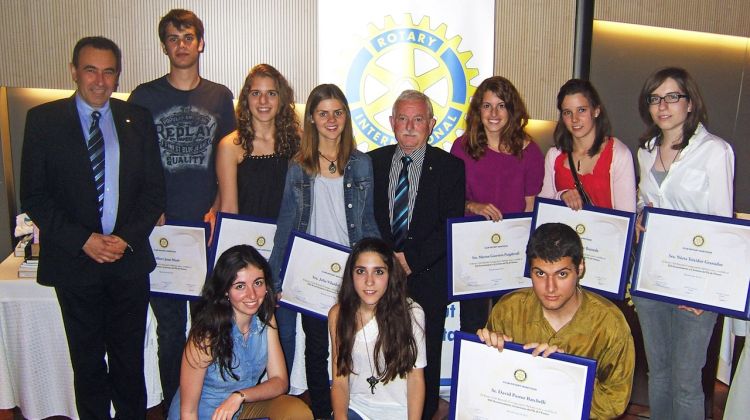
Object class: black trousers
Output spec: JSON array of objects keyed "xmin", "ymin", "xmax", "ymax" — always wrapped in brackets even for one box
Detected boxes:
[
  {"xmin": 55, "ymin": 272, "xmax": 149, "ymax": 420},
  {"xmin": 407, "ymin": 273, "xmax": 448, "ymax": 420},
  {"xmin": 149, "ymin": 295, "xmax": 187, "ymax": 411},
  {"xmin": 301, "ymin": 314, "xmax": 332, "ymax": 418}
]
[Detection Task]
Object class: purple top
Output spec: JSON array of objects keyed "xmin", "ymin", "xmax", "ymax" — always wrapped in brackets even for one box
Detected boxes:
[{"xmin": 450, "ymin": 135, "xmax": 544, "ymax": 214}]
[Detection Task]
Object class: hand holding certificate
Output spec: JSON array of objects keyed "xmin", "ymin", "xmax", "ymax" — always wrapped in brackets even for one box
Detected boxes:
[
  {"xmin": 449, "ymin": 332, "xmax": 595, "ymax": 420},
  {"xmin": 531, "ymin": 198, "xmax": 635, "ymax": 300},
  {"xmin": 448, "ymin": 215, "xmax": 532, "ymax": 299},
  {"xmin": 632, "ymin": 207, "xmax": 750, "ymax": 319},
  {"xmin": 279, "ymin": 231, "xmax": 351, "ymax": 319},
  {"xmin": 149, "ymin": 222, "xmax": 208, "ymax": 297}
]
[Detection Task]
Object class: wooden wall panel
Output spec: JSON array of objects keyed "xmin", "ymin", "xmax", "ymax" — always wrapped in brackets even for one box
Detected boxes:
[
  {"xmin": 0, "ymin": 0, "xmax": 317, "ymax": 102},
  {"xmin": 596, "ymin": 0, "xmax": 750, "ymax": 38},
  {"xmin": 495, "ymin": 0, "xmax": 576, "ymax": 121}
]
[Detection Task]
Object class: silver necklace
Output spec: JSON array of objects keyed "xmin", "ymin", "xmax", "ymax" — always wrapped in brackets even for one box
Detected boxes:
[
  {"xmin": 358, "ymin": 311, "xmax": 379, "ymax": 394},
  {"xmin": 658, "ymin": 144, "xmax": 681, "ymax": 174},
  {"xmin": 319, "ymin": 153, "xmax": 337, "ymax": 174}
]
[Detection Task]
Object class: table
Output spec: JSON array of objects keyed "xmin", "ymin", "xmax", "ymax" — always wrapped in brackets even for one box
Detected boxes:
[{"xmin": 0, "ymin": 255, "xmax": 162, "ymax": 419}]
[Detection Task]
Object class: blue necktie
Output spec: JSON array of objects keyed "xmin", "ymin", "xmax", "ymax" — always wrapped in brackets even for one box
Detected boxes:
[
  {"xmin": 392, "ymin": 155, "xmax": 412, "ymax": 251},
  {"xmin": 88, "ymin": 111, "xmax": 105, "ymax": 217}
]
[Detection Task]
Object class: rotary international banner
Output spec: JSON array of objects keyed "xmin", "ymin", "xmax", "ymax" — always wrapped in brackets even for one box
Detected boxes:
[{"xmin": 319, "ymin": 0, "xmax": 494, "ymax": 152}]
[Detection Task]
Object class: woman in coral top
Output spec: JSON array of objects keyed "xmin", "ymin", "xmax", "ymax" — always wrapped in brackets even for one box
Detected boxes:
[{"xmin": 540, "ymin": 79, "xmax": 636, "ymax": 212}]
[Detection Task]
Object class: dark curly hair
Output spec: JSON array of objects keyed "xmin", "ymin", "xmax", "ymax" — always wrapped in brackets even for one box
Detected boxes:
[
  {"xmin": 463, "ymin": 76, "xmax": 530, "ymax": 159},
  {"xmin": 186, "ymin": 245, "xmax": 276, "ymax": 380},
  {"xmin": 526, "ymin": 223, "xmax": 584, "ymax": 268},
  {"xmin": 235, "ymin": 64, "xmax": 300, "ymax": 158},
  {"xmin": 334, "ymin": 238, "xmax": 420, "ymax": 383}
]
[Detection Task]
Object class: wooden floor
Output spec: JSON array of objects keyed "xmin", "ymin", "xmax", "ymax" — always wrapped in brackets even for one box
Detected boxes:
[{"xmin": 0, "ymin": 380, "xmax": 731, "ymax": 420}]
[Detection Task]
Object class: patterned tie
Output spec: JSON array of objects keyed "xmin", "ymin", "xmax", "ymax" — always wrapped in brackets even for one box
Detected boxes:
[
  {"xmin": 391, "ymin": 155, "xmax": 412, "ymax": 251},
  {"xmin": 87, "ymin": 111, "xmax": 105, "ymax": 217}
]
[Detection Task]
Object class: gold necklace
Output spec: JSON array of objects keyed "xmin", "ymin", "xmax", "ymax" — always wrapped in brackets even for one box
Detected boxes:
[{"xmin": 358, "ymin": 311, "xmax": 379, "ymax": 394}]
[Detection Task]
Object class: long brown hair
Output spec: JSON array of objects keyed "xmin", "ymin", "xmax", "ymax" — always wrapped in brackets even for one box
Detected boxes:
[
  {"xmin": 296, "ymin": 84, "xmax": 355, "ymax": 176},
  {"xmin": 463, "ymin": 76, "xmax": 530, "ymax": 159},
  {"xmin": 334, "ymin": 238, "xmax": 419, "ymax": 383},
  {"xmin": 637, "ymin": 67, "xmax": 707, "ymax": 151},
  {"xmin": 235, "ymin": 64, "xmax": 300, "ymax": 158},
  {"xmin": 553, "ymin": 79, "xmax": 612, "ymax": 156}
]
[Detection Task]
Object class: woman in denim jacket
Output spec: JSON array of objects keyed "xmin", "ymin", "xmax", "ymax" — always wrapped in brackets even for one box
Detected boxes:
[{"xmin": 268, "ymin": 84, "xmax": 380, "ymax": 418}]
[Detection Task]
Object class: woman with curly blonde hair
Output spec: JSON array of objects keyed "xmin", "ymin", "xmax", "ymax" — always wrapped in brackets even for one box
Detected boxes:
[{"xmin": 217, "ymin": 64, "xmax": 301, "ymax": 219}]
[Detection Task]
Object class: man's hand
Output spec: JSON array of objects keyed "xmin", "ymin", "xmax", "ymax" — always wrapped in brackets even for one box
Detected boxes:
[
  {"xmin": 82, "ymin": 233, "xmax": 125, "ymax": 263},
  {"xmin": 204, "ymin": 209, "xmax": 217, "ymax": 246},
  {"xmin": 394, "ymin": 252, "xmax": 412, "ymax": 275},
  {"xmin": 523, "ymin": 342, "xmax": 563, "ymax": 357},
  {"xmin": 476, "ymin": 328, "xmax": 512, "ymax": 351}
]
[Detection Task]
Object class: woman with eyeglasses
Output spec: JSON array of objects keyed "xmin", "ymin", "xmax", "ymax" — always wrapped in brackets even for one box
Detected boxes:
[
  {"xmin": 633, "ymin": 67, "xmax": 734, "ymax": 419},
  {"xmin": 540, "ymin": 79, "xmax": 636, "ymax": 212},
  {"xmin": 449, "ymin": 76, "xmax": 544, "ymax": 333}
]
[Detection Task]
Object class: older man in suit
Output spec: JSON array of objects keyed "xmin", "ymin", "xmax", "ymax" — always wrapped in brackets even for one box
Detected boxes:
[
  {"xmin": 368, "ymin": 90, "xmax": 465, "ymax": 420},
  {"xmin": 20, "ymin": 37, "xmax": 165, "ymax": 420}
]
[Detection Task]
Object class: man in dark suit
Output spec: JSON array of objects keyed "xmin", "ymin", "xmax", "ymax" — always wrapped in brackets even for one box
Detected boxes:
[
  {"xmin": 20, "ymin": 37, "xmax": 165, "ymax": 420},
  {"xmin": 368, "ymin": 90, "xmax": 465, "ymax": 420}
]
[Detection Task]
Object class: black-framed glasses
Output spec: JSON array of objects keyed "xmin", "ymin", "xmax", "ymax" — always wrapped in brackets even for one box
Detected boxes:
[{"xmin": 646, "ymin": 93, "xmax": 689, "ymax": 105}]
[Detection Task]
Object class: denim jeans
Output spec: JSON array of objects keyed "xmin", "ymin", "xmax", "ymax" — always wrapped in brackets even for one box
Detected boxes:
[
  {"xmin": 633, "ymin": 296, "xmax": 717, "ymax": 420},
  {"xmin": 275, "ymin": 305, "xmax": 298, "ymax": 377}
]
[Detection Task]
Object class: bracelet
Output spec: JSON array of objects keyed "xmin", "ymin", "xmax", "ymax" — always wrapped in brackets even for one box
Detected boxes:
[{"xmin": 232, "ymin": 390, "xmax": 246, "ymax": 402}]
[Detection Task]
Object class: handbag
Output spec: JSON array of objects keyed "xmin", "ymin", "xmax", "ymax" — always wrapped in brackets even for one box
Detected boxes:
[{"xmin": 567, "ymin": 152, "xmax": 593, "ymax": 205}]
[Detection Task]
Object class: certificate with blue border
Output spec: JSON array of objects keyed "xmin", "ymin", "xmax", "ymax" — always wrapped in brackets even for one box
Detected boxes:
[
  {"xmin": 449, "ymin": 332, "xmax": 595, "ymax": 420},
  {"xmin": 210, "ymin": 212, "xmax": 277, "ymax": 271},
  {"xmin": 278, "ymin": 231, "xmax": 351, "ymax": 319},
  {"xmin": 631, "ymin": 207, "xmax": 750, "ymax": 319},
  {"xmin": 149, "ymin": 221, "xmax": 209, "ymax": 298},
  {"xmin": 447, "ymin": 214, "xmax": 532, "ymax": 300},
  {"xmin": 531, "ymin": 198, "xmax": 635, "ymax": 300}
]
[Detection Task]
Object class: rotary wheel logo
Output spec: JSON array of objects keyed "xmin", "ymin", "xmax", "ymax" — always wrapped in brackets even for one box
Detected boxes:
[{"xmin": 346, "ymin": 14, "xmax": 478, "ymax": 151}]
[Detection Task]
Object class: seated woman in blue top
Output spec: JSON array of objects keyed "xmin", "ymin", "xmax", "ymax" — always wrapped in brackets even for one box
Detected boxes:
[
  {"xmin": 268, "ymin": 83, "xmax": 380, "ymax": 418},
  {"xmin": 168, "ymin": 245, "xmax": 312, "ymax": 420}
]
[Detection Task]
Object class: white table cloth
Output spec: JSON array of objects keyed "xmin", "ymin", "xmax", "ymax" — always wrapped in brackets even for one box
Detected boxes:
[{"xmin": 0, "ymin": 255, "xmax": 162, "ymax": 419}]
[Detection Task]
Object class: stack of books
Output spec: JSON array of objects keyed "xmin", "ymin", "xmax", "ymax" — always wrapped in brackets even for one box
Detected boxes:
[{"xmin": 17, "ymin": 239, "xmax": 39, "ymax": 279}]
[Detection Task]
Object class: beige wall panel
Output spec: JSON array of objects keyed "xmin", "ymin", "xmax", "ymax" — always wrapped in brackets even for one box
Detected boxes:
[
  {"xmin": 596, "ymin": 0, "xmax": 750, "ymax": 38},
  {"xmin": 495, "ymin": 0, "xmax": 576, "ymax": 121},
  {"xmin": 0, "ymin": 0, "xmax": 317, "ymax": 102}
]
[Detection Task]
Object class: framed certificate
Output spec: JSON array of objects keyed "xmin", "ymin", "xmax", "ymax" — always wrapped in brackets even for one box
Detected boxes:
[
  {"xmin": 449, "ymin": 332, "xmax": 596, "ymax": 420},
  {"xmin": 149, "ymin": 221, "xmax": 209, "ymax": 298},
  {"xmin": 447, "ymin": 214, "xmax": 532, "ymax": 300},
  {"xmin": 531, "ymin": 198, "xmax": 635, "ymax": 300},
  {"xmin": 278, "ymin": 231, "xmax": 351, "ymax": 319},
  {"xmin": 631, "ymin": 207, "xmax": 750, "ymax": 319},
  {"xmin": 210, "ymin": 212, "xmax": 277, "ymax": 270}
]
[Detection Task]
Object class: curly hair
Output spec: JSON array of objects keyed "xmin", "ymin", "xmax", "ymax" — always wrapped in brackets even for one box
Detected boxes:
[
  {"xmin": 297, "ymin": 84, "xmax": 356, "ymax": 176},
  {"xmin": 526, "ymin": 223, "xmax": 584, "ymax": 268},
  {"xmin": 553, "ymin": 79, "xmax": 612, "ymax": 156},
  {"xmin": 235, "ymin": 64, "xmax": 300, "ymax": 158},
  {"xmin": 463, "ymin": 76, "xmax": 530, "ymax": 159},
  {"xmin": 334, "ymin": 238, "xmax": 419, "ymax": 383},
  {"xmin": 637, "ymin": 67, "xmax": 707, "ymax": 151},
  {"xmin": 186, "ymin": 245, "xmax": 276, "ymax": 381}
]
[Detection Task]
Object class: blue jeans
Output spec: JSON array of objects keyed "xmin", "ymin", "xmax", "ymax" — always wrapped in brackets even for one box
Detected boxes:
[
  {"xmin": 633, "ymin": 296, "xmax": 717, "ymax": 420},
  {"xmin": 347, "ymin": 408, "xmax": 364, "ymax": 419},
  {"xmin": 275, "ymin": 305, "xmax": 298, "ymax": 378}
]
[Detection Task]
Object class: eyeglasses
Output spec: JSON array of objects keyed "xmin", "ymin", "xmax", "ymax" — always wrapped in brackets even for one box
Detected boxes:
[{"xmin": 646, "ymin": 93, "xmax": 689, "ymax": 105}]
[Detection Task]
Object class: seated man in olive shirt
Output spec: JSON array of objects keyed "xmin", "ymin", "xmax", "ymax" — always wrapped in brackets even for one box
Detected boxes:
[{"xmin": 478, "ymin": 222, "xmax": 635, "ymax": 419}]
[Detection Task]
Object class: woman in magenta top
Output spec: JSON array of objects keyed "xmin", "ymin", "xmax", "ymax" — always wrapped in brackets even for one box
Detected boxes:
[
  {"xmin": 450, "ymin": 76, "xmax": 544, "ymax": 333},
  {"xmin": 540, "ymin": 79, "xmax": 636, "ymax": 212}
]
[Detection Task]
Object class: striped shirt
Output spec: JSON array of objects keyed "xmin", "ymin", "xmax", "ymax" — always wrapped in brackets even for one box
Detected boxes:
[{"xmin": 388, "ymin": 144, "xmax": 426, "ymax": 227}]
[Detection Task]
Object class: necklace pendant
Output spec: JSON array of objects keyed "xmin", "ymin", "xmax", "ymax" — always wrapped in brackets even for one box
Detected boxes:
[
  {"xmin": 366, "ymin": 375, "xmax": 379, "ymax": 394},
  {"xmin": 328, "ymin": 161, "xmax": 336, "ymax": 174}
]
